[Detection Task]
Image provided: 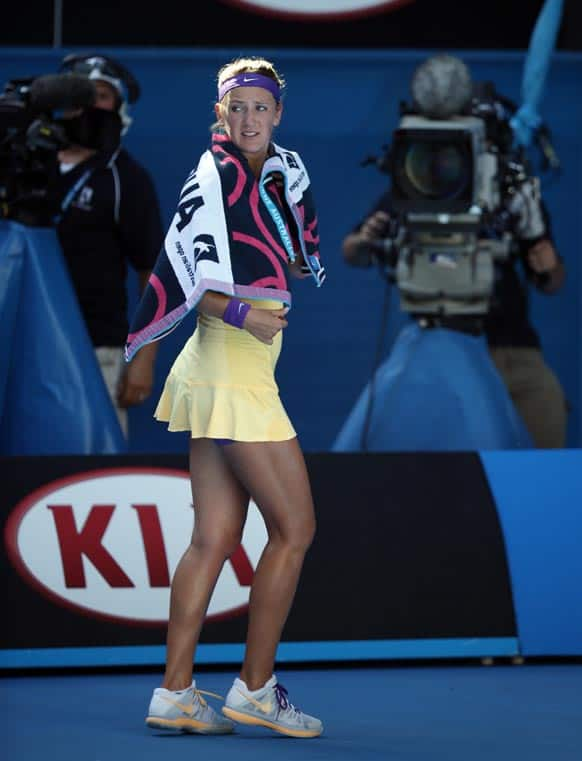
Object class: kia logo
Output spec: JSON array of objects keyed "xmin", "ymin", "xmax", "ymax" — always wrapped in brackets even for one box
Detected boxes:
[
  {"xmin": 4, "ymin": 468, "xmax": 267, "ymax": 626},
  {"xmin": 220, "ymin": 0, "xmax": 414, "ymax": 20}
]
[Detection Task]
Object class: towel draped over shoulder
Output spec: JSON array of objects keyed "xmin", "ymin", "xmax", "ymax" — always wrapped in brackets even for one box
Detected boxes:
[{"xmin": 125, "ymin": 133, "xmax": 325, "ymax": 361}]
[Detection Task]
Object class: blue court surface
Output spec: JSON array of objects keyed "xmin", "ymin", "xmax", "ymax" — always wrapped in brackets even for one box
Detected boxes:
[{"xmin": 2, "ymin": 663, "xmax": 581, "ymax": 761}]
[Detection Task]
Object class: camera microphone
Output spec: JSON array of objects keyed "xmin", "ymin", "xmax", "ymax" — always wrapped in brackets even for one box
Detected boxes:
[{"xmin": 28, "ymin": 74, "xmax": 96, "ymax": 112}]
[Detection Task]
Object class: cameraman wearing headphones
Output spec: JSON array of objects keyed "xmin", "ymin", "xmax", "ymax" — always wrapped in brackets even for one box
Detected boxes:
[
  {"xmin": 52, "ymin": 53, "xmax": 164, "ymax": 438},
  {"xmin": 343, "ymin": 55, "xmax": 567, "ymax": 449}
]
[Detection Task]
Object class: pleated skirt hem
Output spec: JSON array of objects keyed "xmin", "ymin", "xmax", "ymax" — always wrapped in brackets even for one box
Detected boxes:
[{"xmin": 154, "ymin": 378, "xmax": 296, "ymax": 442}]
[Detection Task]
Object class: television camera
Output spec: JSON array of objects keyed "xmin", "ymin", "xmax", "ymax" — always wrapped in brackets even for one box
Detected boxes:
[
  {"xmin": 0, "ymin": 70, "xmax": 122, "ymax": 226},
  {"xmin": 362, "ymin": 55, "xmax": 556, "ymax": 321}
]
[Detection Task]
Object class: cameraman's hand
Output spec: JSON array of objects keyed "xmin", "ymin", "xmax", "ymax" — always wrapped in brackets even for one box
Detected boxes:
[
  {"xmin": 527, "ymin": 238, "xmax": 565, "ymax": 293},
  {"xmin": 527, "ymin": 239, "xmax": 558, "ymax": 274},
  {"xmin": 343, "ymin": 210, "xmax": 392, "ymax": 267},
  {"xmin": 359, "ymin": 211, "xmax": 391, "ymax": 243}
]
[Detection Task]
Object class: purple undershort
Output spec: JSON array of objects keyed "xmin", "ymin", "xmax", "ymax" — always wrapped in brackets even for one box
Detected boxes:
[{"xmin": 214, "ymin": 438, "xmax": 234, "ymax": 446}]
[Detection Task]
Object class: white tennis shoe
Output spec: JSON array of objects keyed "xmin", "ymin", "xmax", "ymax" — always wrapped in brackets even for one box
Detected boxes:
[
  {"xmin": 146, "ymin": 680, "xmax": 234, "ymax": 734},
  {"xmin": 222, "ymin": 675, "xmax": 323, "ymax": 738}
]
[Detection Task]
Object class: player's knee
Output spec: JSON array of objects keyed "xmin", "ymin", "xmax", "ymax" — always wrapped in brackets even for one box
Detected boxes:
[
  {"xmin": 284, "ymin": 513, "xmax": 316, "ymax": 554},
  {"xmin": 192, "ymin": 526, "xmax": 244, "ymax": 560}
]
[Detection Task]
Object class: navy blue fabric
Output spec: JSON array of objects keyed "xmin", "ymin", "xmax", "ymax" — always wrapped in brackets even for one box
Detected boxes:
[
  {"xmin": 0, "ymin": 223, "xmax": 24, "ymax": 417},
  {"xmin": 332, "ymin": 322, "xmax": 533, "ymax": 452},
  {"xmin": 0, "ymin": 221, "xmax": 126, "ymax": 454}
]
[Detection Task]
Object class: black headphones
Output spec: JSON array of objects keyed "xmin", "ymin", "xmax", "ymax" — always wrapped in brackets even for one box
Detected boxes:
[{"xmin": 59, "ymin": 53, "xmax": 141, "ymax": 105}]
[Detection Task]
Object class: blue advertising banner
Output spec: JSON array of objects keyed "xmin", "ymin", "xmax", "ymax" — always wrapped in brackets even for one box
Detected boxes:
[{"xmin": 480, "ymin": 449, "xmax": 582, "ymax": 656}]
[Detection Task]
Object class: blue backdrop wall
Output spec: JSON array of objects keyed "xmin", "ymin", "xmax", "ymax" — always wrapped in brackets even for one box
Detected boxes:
[{"xmin": 1, "ymin": 47, "xmax": 580, "ymax": 453}]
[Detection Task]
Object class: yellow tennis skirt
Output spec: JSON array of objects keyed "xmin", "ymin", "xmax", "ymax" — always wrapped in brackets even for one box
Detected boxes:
[{"xmin": 154, "ymin": 299, "xmax": 296, "ymax": 442}]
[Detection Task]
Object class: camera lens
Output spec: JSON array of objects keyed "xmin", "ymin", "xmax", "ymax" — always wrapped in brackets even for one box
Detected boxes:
[{"xmin": 404, "ymin": 141, "xmax": 470, "ymax": 200}]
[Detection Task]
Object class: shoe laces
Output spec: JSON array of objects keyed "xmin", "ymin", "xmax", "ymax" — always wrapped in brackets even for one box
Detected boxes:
[
  {"xmin": 274, "ymin": 683, "xmax": 301, "ymax": 717},
  {"xmin": 194, "ymin": 688, "xmax": 224, "ymax": 709}
]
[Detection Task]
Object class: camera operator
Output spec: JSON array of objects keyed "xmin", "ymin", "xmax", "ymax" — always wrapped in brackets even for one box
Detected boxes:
[
  {"xmin": 343, "ymin": 55, "xmax": 567, "ymax": 449},
  {"xmin": 51, "ymin": 53, "xmax": 164, "ymax": 438}
]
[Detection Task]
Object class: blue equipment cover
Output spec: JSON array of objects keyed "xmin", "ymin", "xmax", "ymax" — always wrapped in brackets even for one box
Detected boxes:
[
  {"xmin": 332, "ymin": 322, "xmax": 533, "ymax": 452},
  {"xmin": 0, "ymin": 220, "xmax": 126, "ymax": 454},
  {"xmin": 510, "ymin": 0, "xmax": 564, "ymax": 149}
]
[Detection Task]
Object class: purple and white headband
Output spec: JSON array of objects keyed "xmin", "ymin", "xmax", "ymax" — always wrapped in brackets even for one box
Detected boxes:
[{"xmin": 218, "ymin": 72, "xmax": 281, "ymax": 103}]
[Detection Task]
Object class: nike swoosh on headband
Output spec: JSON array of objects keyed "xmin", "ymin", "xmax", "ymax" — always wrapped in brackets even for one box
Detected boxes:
[{"xmin": 218, "ymin": 73, "xmax": 281, "ymax": 102}]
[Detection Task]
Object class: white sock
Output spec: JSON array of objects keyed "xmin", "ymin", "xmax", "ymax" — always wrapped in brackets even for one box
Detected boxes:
[{"xmin": 159, "ymin": 680, "xmax": 195, "ymax": 695}]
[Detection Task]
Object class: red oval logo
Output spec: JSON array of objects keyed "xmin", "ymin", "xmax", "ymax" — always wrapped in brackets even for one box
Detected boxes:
[{"xmin": 4, "ymin": 468, "xmax": 267, "ymax": 626}]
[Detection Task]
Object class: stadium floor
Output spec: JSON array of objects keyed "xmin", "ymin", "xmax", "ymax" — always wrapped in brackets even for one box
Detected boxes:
[{"xmin": 2, "ymin": 663, "xmax": 581, "ymax": 761}]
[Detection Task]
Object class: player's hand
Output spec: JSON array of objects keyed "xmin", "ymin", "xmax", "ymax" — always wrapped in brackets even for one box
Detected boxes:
[
  {"xmin": 527, "ymin": 239, "xmax": 559, "ymax": 274},
  {"xmin": 288, "ymin": 256, "xmax": 310, "ymax": 279},
  {"xmin": 117, "ymin": 350, "xmax": 154, "ymax": 407},
  {"xmin": 244, "ymin": 307, "xmax": 289, "ymax": 345},
  {"xmin": 359, "ymin": 211, "xmax": 391, "ymax": 243}
]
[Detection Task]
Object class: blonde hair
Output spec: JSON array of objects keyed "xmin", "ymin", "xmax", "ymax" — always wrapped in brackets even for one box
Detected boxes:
[{"xmin": 212, "ymin": 56, "xmax": 285, "ymax": 131}]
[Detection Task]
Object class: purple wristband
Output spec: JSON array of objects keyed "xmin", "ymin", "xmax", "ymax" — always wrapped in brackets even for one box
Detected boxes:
[{"xmin": 222, "ymin": 298, "xmax": 251, "ymax": 329}]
